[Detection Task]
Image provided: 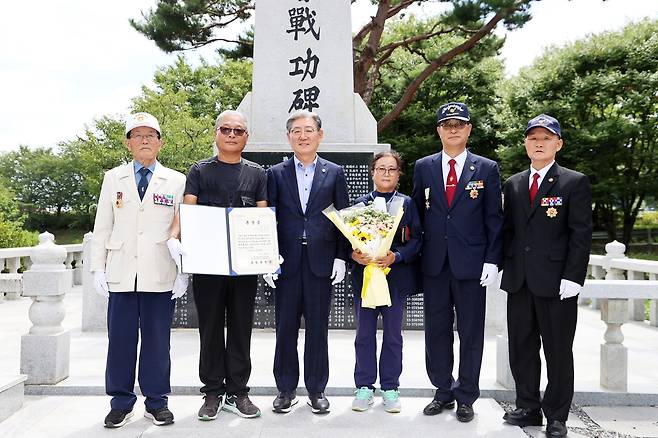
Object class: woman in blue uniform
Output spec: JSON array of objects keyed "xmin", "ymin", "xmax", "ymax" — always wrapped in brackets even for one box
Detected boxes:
[{"xmin": 350, "ymin": 150, "xmax": 422, "ymax": 413}]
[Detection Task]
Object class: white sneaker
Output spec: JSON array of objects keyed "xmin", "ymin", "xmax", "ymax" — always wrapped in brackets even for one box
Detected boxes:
[
  {"xmin": 382, "ymin": 389, "xmax": 401, "ymax": 413},
  {"xmin": 351, "ymin": 387, "xmax": 374, "ymax": 412}
]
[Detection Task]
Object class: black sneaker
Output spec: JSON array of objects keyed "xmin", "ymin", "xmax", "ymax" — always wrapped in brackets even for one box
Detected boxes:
[
  {"xmin": 272, "ymin": 390, "xmax": 298, "ymax": 413},
  {"xmin": 104, "ymin": 408, "xmax": 133, "ymax": 428},
  {"xmin": 144, "ymin": 407, "xmax": 174, "ymax": 426},
  {"xmin": 223, "ymin": 394, "xmax": 261, "ymax": 418},
  {"xmin": 198, "ymin": 394, "xmax": 222, "ymax": 421}
]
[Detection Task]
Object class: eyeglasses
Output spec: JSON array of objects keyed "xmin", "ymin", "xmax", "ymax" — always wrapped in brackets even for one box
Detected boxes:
[
  {"xmin": 374, "ymin": 167, "xmax": 400, "ymax": 175},
  {"xmin": 131, "ymin": 133, "xmax": 159, "ymax": 142},
  {"xmin": 218, "ymin": 127, "xmax": 247, "ymax": 136},
  {"xmin": 289, "ymin": 128, "xmax": 317, "ymax": 137},
  {"xmin": 439, "ymin": 120, "xmax": 468, "ymax": 130}
]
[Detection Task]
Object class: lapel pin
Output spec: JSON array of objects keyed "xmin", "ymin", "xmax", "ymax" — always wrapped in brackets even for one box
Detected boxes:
[
  {"xmin": 322, "ymin": 168, "xmax": 326, "ymax": 173},
  {"xmin": 548, "ymin": 177, "xmax": 554, "ymax": 182},
  {"xmin": 470, "ymin": 165, "xmax": 475, "ymax": 171}
]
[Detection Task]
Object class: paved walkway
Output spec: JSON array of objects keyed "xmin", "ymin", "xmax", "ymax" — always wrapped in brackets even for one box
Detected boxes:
[{"xmin": 1, "ymin": 287, "xmax": 658, "ymax": 437}]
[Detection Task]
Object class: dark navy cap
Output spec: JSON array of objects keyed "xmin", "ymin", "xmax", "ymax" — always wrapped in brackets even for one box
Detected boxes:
[
  {"xmin": 524, "ymin": 114, "xmax": 561, "ymax": 138},
  {"xmin": 436, "ymin": 102, "xmax": 470, "ymax": 124}
]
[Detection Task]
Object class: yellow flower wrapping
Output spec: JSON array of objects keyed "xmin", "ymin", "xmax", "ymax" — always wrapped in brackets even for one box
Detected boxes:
[
  {"xmin": 323, "ymin": 205, "xmax": 404, "ymax": 309},
  {"xmin": 361, "ymin": 264, "xmax": 391, "ymax": 308}
]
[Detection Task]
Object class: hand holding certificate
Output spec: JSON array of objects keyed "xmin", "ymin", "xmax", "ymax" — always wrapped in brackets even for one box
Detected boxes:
[{"xmin": 179, "ymin": 204, "xmax": 281, "ymax": 276}]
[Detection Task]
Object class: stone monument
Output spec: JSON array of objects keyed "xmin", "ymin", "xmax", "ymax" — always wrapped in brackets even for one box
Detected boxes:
[{"xmin": 173, "ymin": 0, "xmax": 427, "ymax": 329}]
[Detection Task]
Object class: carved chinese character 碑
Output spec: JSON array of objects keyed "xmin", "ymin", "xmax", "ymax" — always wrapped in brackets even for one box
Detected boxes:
[
  {"xmin": 288, "ymin": 86, "xmax": 320, "ymax": 112},
  {"xmin": 289, "ymin": 48, "xmax": 320, "ymax": 81},
  {"xmin": 286, "ymin": 7, "xmax": 320, "ymax": 41}
]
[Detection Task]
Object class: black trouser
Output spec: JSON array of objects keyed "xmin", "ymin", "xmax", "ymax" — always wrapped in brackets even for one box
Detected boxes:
[
  {"xmin": 193, "ymin": 274, "xmax": 257, "ymax": 396},
  {"xmin": 507, "ymin": 284, "xmax": 578, "ymax": 422}
]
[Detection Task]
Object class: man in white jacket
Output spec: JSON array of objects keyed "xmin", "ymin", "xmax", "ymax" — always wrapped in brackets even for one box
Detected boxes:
[{"xmin": 90, "ymin": 112, "xmax": 187, "ymax": 428}]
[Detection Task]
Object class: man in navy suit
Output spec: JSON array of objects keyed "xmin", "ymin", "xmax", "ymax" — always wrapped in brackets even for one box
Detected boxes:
[
  {"xmin": 412, "ymin": 102, "xmax": 503, "ymax": 422},
  {"xmin": 266, "ymin": 110, "xmax": 350, "ymax": 415}
]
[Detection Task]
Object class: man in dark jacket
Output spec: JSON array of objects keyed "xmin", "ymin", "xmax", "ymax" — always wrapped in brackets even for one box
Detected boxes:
[{"xmin": 500, "ymin": 114, "xmax": 592, "ymax": 438}]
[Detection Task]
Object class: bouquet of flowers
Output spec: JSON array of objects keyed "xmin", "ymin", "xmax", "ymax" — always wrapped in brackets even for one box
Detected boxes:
[{"xmin": 323, "ymin": 197, "xmax": 404, "ymax": 309}]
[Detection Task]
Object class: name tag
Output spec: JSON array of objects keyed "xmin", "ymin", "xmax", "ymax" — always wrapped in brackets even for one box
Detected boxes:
[
  {"xmin": 465, "ymin": 180, "xmax": 484, "ymax": 190},
  {"xmin": 153, "ymin": 193, "xmax": 175, "ymax": 206},
  {"xmin": 540, "ymin": 196, "xmax": 562, "ymax": 207}
]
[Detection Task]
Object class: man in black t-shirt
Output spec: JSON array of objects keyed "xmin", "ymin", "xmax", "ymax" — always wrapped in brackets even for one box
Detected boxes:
[{"xmin": 179, "ymin": 110, "xmax": 267, "ymax": 420}]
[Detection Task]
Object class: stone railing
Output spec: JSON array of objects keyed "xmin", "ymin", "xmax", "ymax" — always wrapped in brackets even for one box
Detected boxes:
[
  {"xmin": 0, "ymin": 241, "xmax": 83, "ymax": 301},
  {"xmin": 495, "ymin": 240, "xmax": 658, "ymax": 392},
  {"xmin": 586, "ymin": 240, "xmax": 658, "ymax": 325}
]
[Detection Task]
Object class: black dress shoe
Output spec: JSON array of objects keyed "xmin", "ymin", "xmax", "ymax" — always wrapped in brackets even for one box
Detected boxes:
[
  {"xmin": 422, "ymin": 399, "xmax": 455, "ymax": 416},
  {"xmin": 272, "ymin": 390, "xmax": 298, "ymax": 413},
  {"xmin": 307, "ymin": 392, "xmax": 330, "ymax": 414},
  {"xmin": 456, "ymin": 403, "xmax": 474, "ymax": 422},
  {"xmin": 546, "ymin": 420, "xmax": 567, "ymax": 437},
  {"xmin": 503, "ymin": 407, "xmax": 543, "ymax": 427}
]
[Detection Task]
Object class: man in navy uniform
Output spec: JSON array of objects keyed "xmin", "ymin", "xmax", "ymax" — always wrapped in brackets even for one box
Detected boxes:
[
  {"xmin": 412, "ymin": 102, "xmax": 503, "ymax": 422},
  {"xmin": 500, "ymin": 114, "xmax": 592, "ymax": 438},
  {"xmin": 91, "ymin": 112, "xmax": 188, "ymax": 428},
  {"xmin": 266, "ymin": 109, "xmax": 350, "ymax": 414}
]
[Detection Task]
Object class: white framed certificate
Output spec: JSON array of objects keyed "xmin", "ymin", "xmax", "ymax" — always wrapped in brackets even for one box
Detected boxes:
[{"xmin": 179, "ymin": 204, "xmax": 280, "ymax": 276}]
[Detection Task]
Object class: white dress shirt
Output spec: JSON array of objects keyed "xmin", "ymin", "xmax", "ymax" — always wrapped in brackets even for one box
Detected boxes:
[
  {"xmin": 529, "ymin": 160, "xmax": 555, "ymax": 189},
  {"xmin": 441, "ymin": 149, "xmax": 468, "ymax": 189}
]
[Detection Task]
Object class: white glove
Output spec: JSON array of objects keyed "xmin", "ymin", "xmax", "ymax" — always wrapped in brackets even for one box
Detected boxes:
[
  {"xmin": 330, "ymin": 258, "xmax": 346, "ymax": 285},
  {"xmin": 263, "ymin": 273, "xmax": 278, "ymax": 289},
  {"xmin": 171, "ymin": 273, "xmax": 189, "ymax": 300},
  {"xmin": 166, "ymin": 238, "xmax": 185, "ymax": 271},
  {"xmin": 93, "ymin": 271, "xmax": 109, "ymax": 298},
  {"xmin": 559, "ymin": 278, "xmax": 581, "ymax": 300},
  {"xmin": 479, "ymin": 263, "xmax": 499, "ymax": 287}
]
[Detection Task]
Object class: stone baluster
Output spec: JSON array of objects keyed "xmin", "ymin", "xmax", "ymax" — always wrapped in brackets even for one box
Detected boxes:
[
  {"xmin": 493, "ymin": 273, "xmax": 515, "ymax": 389},
  {"xmin": 72, "ymin": 252, "xmax": 84, "ymax": 286},
  {"xmin": 626, "ymin": 270, "xmax": 646, "ymax": 321},
  {"xmin": 579, "ymin": 265, "xmax": 593, "ymax": 305},
  {"xmin": 5, "ymin": 257, "xmax": 22, "ymax": 300},
  {"xmin": 64, "ymin": 252, "xmax": 74, "ymax": 270},
  {"xmin": 598, "ymin": 241, "xmax": 626, "ymax": 311},
  {"xmin": 650, "ymin": 273, "xmax": 658, "ymax": 327},
  {"xmin": 20, "ymin": 232, "xmax": 71, "ymax": 384},
  {"xmin": 589, "ymin": 265, "xmax": 605, "ymax": 309},
  {"xmin": 600, "ymin": 298, "xmax": 628, "ymax": 391},
  {"xmin": 82, "ymin": 232, "xmax": 107, "ymax": 332}
]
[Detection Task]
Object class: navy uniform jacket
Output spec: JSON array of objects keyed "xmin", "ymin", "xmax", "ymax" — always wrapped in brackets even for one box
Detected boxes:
[
  {"xmin": 266, "ymin": 155, "xmax": 350, "ymax": 278},
  {"xmin": 500, "ymin": 163, "xmax": 592, "ymax": 297},
  {"xmin": 411, "ymin": 151, "xmax": 503, "ymax": 279},
  {"xmin": 351, "ymin": 193, "xmax": 422, "ymax": 296}
]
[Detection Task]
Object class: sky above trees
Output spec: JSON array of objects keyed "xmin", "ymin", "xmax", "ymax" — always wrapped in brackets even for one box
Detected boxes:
[{"xmin": 0, "ymin": 0, "xmax": 657, "ymax": 152}]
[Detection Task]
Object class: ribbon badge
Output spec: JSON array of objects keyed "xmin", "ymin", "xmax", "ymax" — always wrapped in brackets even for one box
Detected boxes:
[
  {"xmin": 153, "ymin": 193, "xmax": 175, "ymax": 207},
  {"xmin": 115, "ymin": 192, "xmax": 123, "ymax": 208},
  {"xmin": 424, "ymin": 187, "xmax": 431, "ymax": 210}
]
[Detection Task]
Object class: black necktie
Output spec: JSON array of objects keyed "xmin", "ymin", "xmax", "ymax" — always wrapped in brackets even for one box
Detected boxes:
[{"xmin": 138, "ymin": 167, "xmax": 150, "ymax": 201}]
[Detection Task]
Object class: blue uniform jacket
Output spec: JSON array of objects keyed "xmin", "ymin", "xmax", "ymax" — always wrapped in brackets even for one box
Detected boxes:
[
  {"xmin": 350, "ymin": 192, "xmax": 422, "ymax": 297},
  {"xmin": 411, "ymin": 150, "xmax": 503, "ymax": 279},
  {"xmin": 267, "ymin": 155, "xmax": 350, "ymax": 278}
]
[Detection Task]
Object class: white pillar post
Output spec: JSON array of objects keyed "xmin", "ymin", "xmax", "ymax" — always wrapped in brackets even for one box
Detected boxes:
[
  {"xmin": 20, "ymin": 232, "xmax": 72, "ymax": 384},
  {"xmin": 82, "ymin": 232, "xmax": 107, "ymax": 332}
]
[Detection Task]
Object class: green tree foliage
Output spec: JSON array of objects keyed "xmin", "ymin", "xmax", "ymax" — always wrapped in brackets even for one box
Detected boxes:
[
  {"xmin": 0, "ymin": 180, "xmax": 38, "ymax": 249},
  {"xmin": 0, "ymin": 57, "xmax": 252, "ymax": 234},
  {"xmin": 370, "ymin": 16, "xmax": 505, "ymax": 194},
  {"xmin": 499, "ymin": 20, "xmax": 658, "ymax": 244},
  {"xmin": 130, "ymin": 0, "xmax": 534, "ymax": 132}
]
